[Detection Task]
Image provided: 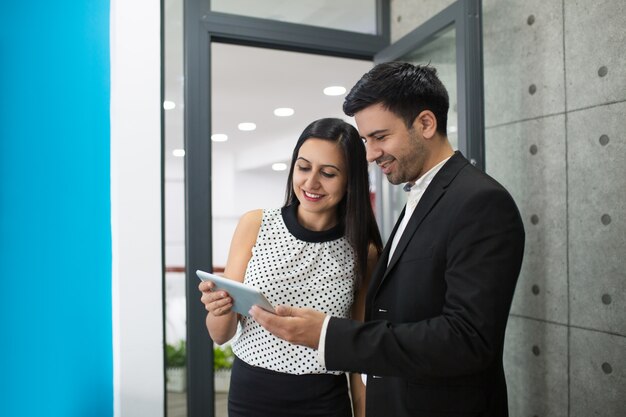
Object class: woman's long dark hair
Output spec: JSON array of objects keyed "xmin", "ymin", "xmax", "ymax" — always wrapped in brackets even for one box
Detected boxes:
[{"xmin": 284, "ymin": 118, "xmax": 382, "ymax": 287}]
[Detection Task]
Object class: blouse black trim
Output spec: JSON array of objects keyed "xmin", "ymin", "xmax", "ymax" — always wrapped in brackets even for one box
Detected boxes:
[{"xmin": 281, "ymin": 204, "xmax": 344, "ymax": 243}]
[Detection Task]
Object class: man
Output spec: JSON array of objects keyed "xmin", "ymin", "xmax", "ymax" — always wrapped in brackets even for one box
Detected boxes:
[{"xmin": 251, "ymin": 62, "xmax": 525, "ymax": 417}]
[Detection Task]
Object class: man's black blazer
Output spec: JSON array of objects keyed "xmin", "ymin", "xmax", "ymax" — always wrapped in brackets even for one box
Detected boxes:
[{"xmin": 326, "ymin": 152, "xmax": 525, "ymax": 417}]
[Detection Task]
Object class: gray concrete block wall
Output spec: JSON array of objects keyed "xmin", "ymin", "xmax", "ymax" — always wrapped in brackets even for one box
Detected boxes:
[
  {"xmin": 483, "ymin": 0, "xmax": 565, "ymax": 127},
  {"xmin": 563, "ymin": 0, "xmax": 626, "ymax": 110},
  {"xmin": 568, "ymin": 101, "xmax": 626, "ymax": 336},
  {"xmin": 391, "ymin": 0, "xmax": 626, "ymax": 415},
  {"xmin": 486, "ymin": 115, "xmax": 568, "ymax": 324},
  {"xmin": 391, "ymin": 0, "xmax": 456, "ymax": 42},
  {"xmin": 570, "ymin": 329, "xmax": 626, "ymax": 416},
  {"xmin": 504, "ymin": 317, "xmax": 568, "ymax": 417}
]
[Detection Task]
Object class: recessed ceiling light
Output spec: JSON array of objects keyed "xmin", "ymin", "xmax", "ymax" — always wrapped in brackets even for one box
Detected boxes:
[
  {"xmin": 272, "ymin": 163, "xmax": 288, "ymax": 171},
  {"xmin": 172, "ymin": 149, "xmax": 185, "ymax": 157},
  {"xmin": 448, "ymin": 126, "xmax": 458, "ymax": 133},
  {"xmin": 274, "ymin": 107, "xmax": 294, "ymax": 117},
  {"xmin": 238, "ymin": 122, "xmax": 256, "ymax": 131},
  {"xmin": 163, "ymin": 100, "xmax": 176, "ymax": 110},
  {"xmin": 211, "ymin": 133, "xmax": 228, "ymax": 142},
  {"xmin": 323, "ymin": 86, "xmax": 346, "ymax": 96}
]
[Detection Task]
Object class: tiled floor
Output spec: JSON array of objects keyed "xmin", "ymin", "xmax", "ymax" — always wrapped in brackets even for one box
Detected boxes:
[{"xmin": 167, "ymin": 391, "xmax": 228, "ymax": 417}]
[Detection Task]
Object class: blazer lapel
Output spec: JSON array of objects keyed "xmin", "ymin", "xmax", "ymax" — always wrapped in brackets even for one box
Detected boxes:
[
  {"xmin": 373, "ymin": 152, "xmax": 468, "ymax": 295},
  {"xmin": 365, "ymin": 206, "xmax": 405, "ymax": 316}
]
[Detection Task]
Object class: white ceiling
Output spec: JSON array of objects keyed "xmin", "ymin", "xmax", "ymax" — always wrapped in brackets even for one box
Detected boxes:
[{"xmin": 163, "ymin": 0, "xmax": 374, "ymax": 177}]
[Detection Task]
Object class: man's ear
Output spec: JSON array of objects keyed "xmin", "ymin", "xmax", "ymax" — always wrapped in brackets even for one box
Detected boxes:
[{"xmin": 412, "ymin": 110, "xmax": 437, "ymax": 139}]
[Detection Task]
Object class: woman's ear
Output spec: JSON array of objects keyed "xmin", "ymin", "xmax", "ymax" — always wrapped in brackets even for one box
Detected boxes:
[{"xmin": 413, "ymin": 110, "xmax": 438, "ymax": 139}]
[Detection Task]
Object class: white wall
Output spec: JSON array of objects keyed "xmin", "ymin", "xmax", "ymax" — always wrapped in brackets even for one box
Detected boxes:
[
  {"xmin": 165, "ymin": 148, "xmax": 287, "ymax": 270},
  {"xmin": 110, "ymin": 0, "xmax": 164, "ymax": 416},
  {"xmin": 211, "ymin": 150, "xmax": 287, "ymax": 267}
]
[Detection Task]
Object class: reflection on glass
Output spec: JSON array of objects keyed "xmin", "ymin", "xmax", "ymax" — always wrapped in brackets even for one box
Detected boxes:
[
  {"xmin": 379, "ymin": 24, "xmax": 458, "ymax": 236},
  {"xmin": 211, "ymin": 0, "xmax": 378, "ymax": 34}
]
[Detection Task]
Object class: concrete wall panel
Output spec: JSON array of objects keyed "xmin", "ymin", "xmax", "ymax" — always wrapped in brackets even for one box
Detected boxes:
[
  {"xmin": 564, "ymin": 0, "xmax": 626, "ymax": 110},
  {"xmin": 504, "ymin": 317, "xmax": 568, "ymax": 417},
  {"xmin": 486, "ymin": 115, "xmax": 567, "ymax": 323},
  {"xmin": 390, "ymin": 0, "xmax": 456, "ymax": 42},
  {"xmin": 483, "ymin": 0, "xmax": 565, "ymax": 127},
  {"xmin": 570, "ymin": 328, "xmax": 626, "ymax": 417},
  {"xmin": 568, "ymin": 101, "xmax": 626, "ymax": 335}
]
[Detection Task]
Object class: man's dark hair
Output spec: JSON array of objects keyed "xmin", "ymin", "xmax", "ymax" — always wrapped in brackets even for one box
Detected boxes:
[{"xmin": 343, "ymin": 62, "xmax": 449, "ymax": 135}]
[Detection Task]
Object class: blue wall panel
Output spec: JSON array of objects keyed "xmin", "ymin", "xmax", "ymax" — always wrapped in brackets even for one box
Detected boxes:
[{"xmin": 0, "ymin": 1, "xmax": 112, "ymax": 416}]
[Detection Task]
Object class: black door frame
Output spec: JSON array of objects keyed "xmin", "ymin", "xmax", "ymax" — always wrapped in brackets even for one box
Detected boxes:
[
  {"xmin": 179, "ymin": 1, "xmax": 482, "ymax": 416},
  {"xmin": 183, "ymin": 2, "xmax": 390, "ymax": 416}
]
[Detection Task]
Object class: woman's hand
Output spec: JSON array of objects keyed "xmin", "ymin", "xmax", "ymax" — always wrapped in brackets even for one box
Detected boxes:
[{"xmin": 199, "ymin": 280, "xmax": 234, "ymax": 316}]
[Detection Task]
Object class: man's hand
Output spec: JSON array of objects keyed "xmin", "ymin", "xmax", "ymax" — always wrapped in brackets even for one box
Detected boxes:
[{"xmin": 250, "ymin": 305, "xmax": 326, "ymax": 349}]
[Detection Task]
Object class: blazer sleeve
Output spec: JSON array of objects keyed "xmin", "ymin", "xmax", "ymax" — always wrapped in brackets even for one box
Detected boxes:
[{"xmin": 325, "ymin": 186, "xmax": 525, "ymax": 379}]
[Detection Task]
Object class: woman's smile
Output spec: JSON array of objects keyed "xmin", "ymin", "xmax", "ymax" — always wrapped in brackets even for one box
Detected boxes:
[{"xmin": 302, "ymin": 190, "xmax": 324, "ymax": 201}]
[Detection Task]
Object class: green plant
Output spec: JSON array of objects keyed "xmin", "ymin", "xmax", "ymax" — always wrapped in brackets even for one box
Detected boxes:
[
  {"xmin": 213, "ymin": 345, "xmax": 234, "ymax": 371},
  {"xmin": 165, "ymin": 341, "xmax": 186, "ymax": 367}
]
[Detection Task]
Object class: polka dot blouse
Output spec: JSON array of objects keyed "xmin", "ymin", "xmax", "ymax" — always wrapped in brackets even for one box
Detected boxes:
[{"xmin": 232, "ymin": 204, "xmax": 356, "ymax": 375}]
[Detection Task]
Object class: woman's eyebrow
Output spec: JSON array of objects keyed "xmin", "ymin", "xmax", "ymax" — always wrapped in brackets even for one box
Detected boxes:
[{"xmin": 296, "ymin": 157, "xmax": 341, "ymax": 171}]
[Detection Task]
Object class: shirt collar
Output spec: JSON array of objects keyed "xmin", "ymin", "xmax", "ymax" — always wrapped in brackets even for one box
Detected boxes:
[{"xmin": 403, "ymin": 156, "xmax": 451, "ymax": 193}]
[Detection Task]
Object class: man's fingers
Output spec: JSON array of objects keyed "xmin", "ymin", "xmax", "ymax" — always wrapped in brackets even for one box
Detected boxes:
[
  {"xmin": 250, "ymin": 305, "xmax": 273, "ymax": 322},
  {"xmin": 250, "ymin": 305, "xmax": 323, "ymax": 348},
  {"xmin": 275, "ymin": 304, "xmax": 294, "ymax": 316},
  {"xmin": 250, "ymin": 306, "xmax": 286, "ymax": 335}
]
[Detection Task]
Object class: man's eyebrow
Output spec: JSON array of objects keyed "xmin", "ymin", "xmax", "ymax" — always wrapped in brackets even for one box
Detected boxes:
[{"xmin": 364, "ymin": 129, "xmax": 389, "ymax": 138}]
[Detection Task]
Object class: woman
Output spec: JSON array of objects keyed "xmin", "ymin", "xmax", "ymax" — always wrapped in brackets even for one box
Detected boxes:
[{"xmin": 199, "ymin": 118, "xmax": 382, "ymax": 417}]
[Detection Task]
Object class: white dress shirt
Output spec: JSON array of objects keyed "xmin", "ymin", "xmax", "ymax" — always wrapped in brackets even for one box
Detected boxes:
[
  {"xmin": 317, "ymin": 156, "xmax": 452, "ymax": 375},
  {"xmin": 387, "ymin": 156, "xmax": 450, "ymax": 263}
]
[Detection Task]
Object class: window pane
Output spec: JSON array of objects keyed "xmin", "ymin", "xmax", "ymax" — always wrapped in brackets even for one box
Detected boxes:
[
  {"xmin": 401, "ymin": 25, "xmax": 458, "ymax": 150},
  {"xmin": 211, "ymin": 0, "xmax": 378, "ymax": 34},
  {"xmin": 380, "ymin": 25, "xmax": 458, "ymax": 236}
]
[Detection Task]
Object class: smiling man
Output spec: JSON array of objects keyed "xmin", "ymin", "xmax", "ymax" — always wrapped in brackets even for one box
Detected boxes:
[{"xmin": 251, "ymin": 62, "xmax": 525, "ymax": 417}]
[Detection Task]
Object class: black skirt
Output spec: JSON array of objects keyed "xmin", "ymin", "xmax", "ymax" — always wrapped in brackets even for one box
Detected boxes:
[{"xmin": 228, "ymin": 356, "xmax": 352, "ymax": 417}]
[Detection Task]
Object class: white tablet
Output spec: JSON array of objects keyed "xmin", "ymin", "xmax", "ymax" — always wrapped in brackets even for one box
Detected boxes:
[{"xmin": 196, "ymin": 270, "xmax": 275, "ymax": 317}]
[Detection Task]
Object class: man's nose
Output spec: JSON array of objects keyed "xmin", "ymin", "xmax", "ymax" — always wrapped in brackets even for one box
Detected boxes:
[{"xmin": 365, "ymin": 142, "xmax": 382, "ymax": 163}]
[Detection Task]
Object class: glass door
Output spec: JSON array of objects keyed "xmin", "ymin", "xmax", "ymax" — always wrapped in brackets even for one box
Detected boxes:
[{"xmin": 181, "ymin": 2, "xmax": 389, "ymax": 416}]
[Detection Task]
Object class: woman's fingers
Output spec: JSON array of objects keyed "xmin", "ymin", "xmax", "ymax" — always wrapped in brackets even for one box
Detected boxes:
[
  {"xmin": 198, "ymin": 281, "xmax": 234, "ymax": 315},
  {"xmin": 205, "ymin": 292, "xmax": 233, "ymax": 315}
]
